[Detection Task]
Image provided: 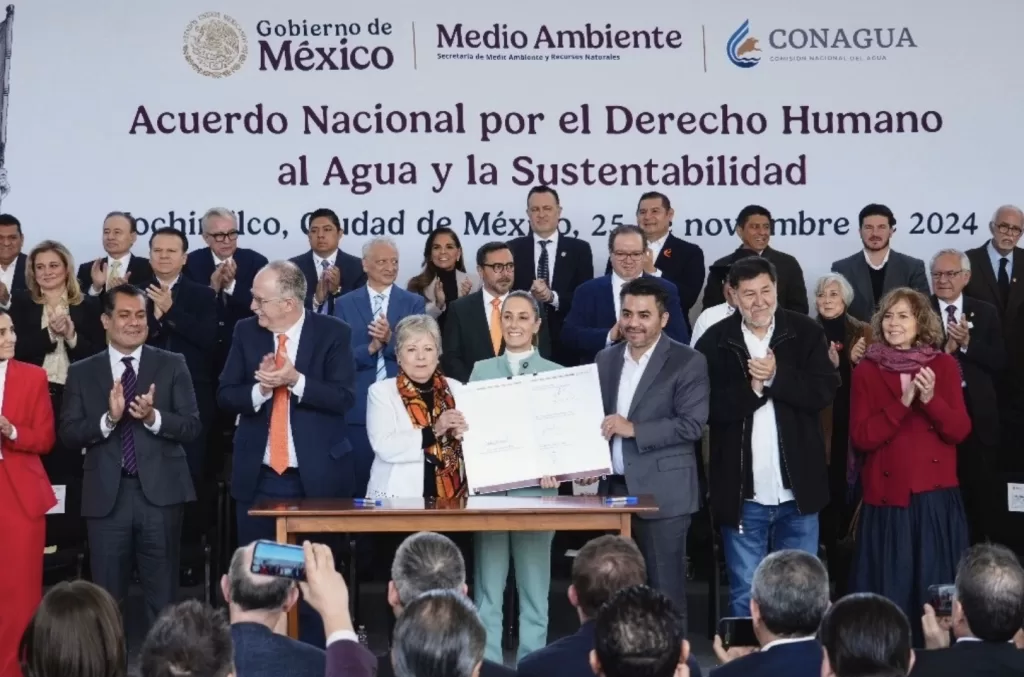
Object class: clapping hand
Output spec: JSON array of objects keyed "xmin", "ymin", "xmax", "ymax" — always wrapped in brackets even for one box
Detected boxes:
[
  {"xmin": 433, "ymin": 409, "xmax": 468, "ymax": 439},
  {"xmin": 901, "ymin": 374, "xmax": 918, "ymax": 407},
  {"xmin": 0, "ymin": 415, "xmax": 14, "ymax": 438},
  {"xmin": 827, "ymin": 341, "xmax": 840, "ymax": 368},
  {"xmin": 129, "ymin": 384, "xmax": 157, "ymax": 424},
  {"xmin": 913, "ymin": 366, "xmax": 936, "ymax": 405},
  {"xmin": 368, "ymin": 316, "xmax": 391, "ymax": 345},
  {"xmin": 747, "ymin": 350, "xmax": 776, "ymax": 382},
  {"xmin": 256, "ymin": 355, "xmax": 299, "ymax": 391},
  {"xmin": 530, "ymin": 279, "xmax": 553, "ymax": 303},
  {"xmin": 850, "ymin": 336, "xmax": 867, "ymax": 364},
  {"xmin": 256, "ymin": 353, "xmax": 277, "ymax": 395},
  {"xmin": 147, "ymin": 283, "xmax": 173, "ymax": 319},
  {"xmin": 458, "ymin": 277, "xmax": 473, "ymax": 297},
  {"xmin": 433, "ymin": 278, "xmax": 446, "ymax": 309},
  {"xmin": 947, "ymin": 315, "xmax": 970, "ymax": 348},
  {"xmin": 108, "ymin": 381, "xmax": 126, "ymax": 423}
]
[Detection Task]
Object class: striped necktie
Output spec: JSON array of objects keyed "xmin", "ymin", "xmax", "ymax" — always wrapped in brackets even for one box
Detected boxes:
[
  {"xmin": 319, "ymin": 259, "xmax": 331, "ymax": 314},
  {"xmin": 372, "ymin": 293, "xmax": 387, "ymax": 381}
]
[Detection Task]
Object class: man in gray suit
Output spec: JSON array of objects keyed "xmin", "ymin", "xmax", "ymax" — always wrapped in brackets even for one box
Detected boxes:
[
  {"xmin": 831, "ymin": 203, "xmax": 929, "ymax": 321},
  {"xmin": 60, "ymin": 283, "xmax": 200, "ymax": 628},
  {"xmin": 592, "ymin": 276, "xmax": 710, "ymax": 634}
]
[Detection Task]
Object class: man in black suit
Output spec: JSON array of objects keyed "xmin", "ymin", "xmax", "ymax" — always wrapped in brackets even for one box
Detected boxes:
[
  {"xmin": 380, "ymin": 532, "xmax": 513, "ymax": 677},
  {"xmin": 76, "ymin": 211, "xmax": 154, "ymax": 301},
  {"xmin": 441, "ymin": 241, "xmax": 551, "ymax": 383},
  {"xmin": 916, "ymin": 543, "xmax": 1024, "ymax": 676},
  {"xmin": 603, "ymin": 192, "xmax": 705, "ymax": 330},
  {"xmin": 518, "ymin": 535, "xmax": 702, "ymax": 677},
  {"xmin": 59, "ymin": 284, "xmax": 200, "ymax": 629},
  {"xmin": 290, "ymin": 207, "xmax": 366, "ymax": 315},
  {"xmin": 0, "ymin": 213, "xmax": 26, "ymax": 306},
  {"xmin": 509, "ymin": 185, "xmax": 594, "ymax": 366},
  {"xmin": 930, "ymin": 249, "xmax": 1005, "ymax": 543},
  {"xmin": 142, "ymin": 227, "xmax": 218, "ymax": 481},
  {"xmin": 703, "ymin": 205, "xmax": 808, "ymax": 314}
]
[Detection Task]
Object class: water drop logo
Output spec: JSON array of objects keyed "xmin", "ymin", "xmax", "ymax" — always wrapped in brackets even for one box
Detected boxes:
[{"xmin": 727, "ymin": 19, "xmax": 761, "ymax": 68}]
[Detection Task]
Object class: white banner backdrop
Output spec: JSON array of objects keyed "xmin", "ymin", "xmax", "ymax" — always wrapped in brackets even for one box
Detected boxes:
[{"xmin": 3, "ymin": 0, "xmax": 1021, "ymax": 301}]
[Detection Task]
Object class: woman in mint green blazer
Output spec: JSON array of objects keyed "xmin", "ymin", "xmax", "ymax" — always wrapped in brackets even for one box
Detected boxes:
[{"xmin": 469, "ymin": 290, "xmax": 562, "ymax": 663}]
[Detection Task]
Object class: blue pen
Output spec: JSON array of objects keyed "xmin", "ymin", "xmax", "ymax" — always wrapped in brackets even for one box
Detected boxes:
[
  {"xmin": 604, "ymin": 497, "xmax": 638, "ymax": 505},
  {"xmin": 353, "ymin": 498, "xmax": 383, "ymax": 507}
]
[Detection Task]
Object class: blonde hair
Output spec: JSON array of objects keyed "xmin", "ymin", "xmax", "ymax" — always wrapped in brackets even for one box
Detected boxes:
[
  {"xmin": 27, "ymin": 240, "xmax": 83, "ymax": 305},
  {"xmin": 870, "ymin": 287, "xmax": 943, "ymax": 348}
]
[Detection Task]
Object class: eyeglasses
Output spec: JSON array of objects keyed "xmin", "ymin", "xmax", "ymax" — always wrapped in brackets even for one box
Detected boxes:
[
  {"xmin": 252, "ymin": 296, "xmax": 286, "ymax": 308},
  {"xmin": 612, "ymin": 251, "xmax": 645, "ymax": 261},
  {"xmin": 481, "ymin": 263, "xmax": 515, "ymax": 273},
  {"xmin": 931, "ymin": 270, "xmax": 963, "ymax": 281},
  {"xmin": 996, "ymin": 223, "xmax": 1023, "ymax": 236},
  {"xmin": 209, "ymin": 231, "xmax": 239, "ymax": 242}
]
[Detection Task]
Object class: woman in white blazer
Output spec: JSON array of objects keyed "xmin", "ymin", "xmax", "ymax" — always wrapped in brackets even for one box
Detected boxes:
[
  {"xmin": 406, "ymin": 227, "xmax": 476, "ymax": 330},
  {"xmin": 365, "ymin": 314, "xmax": 470, "ymax": 498}
]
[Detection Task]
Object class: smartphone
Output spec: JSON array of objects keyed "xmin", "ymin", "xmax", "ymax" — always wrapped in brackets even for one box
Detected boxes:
[
  {"xmin": 251, "ymin": 540, "xmax": 306, "ymax": 581},
  {"xmin": 718, "ymin": 617, "xmax": 758, "ymax": 649},
  {"xmin": 928, "ymin": 584, "xmax": 956, "ymax": 617}
]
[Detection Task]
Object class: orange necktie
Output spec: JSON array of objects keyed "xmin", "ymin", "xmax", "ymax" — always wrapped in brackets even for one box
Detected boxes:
[
  {"xmin": 268, "ymin": 334, "xmax": 289, "ymax": 474},
  {"xmin": 489, "ymin": 297, "xmax": 502, "ymax": 355}
]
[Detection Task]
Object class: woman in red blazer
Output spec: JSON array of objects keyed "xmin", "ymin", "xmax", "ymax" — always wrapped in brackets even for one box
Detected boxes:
[
  {"xmin": 0, "ymin": 308, "xmax": 58, "ymax": 677},
  {"xmin": 849, "ymin": 287, "xmax": 970, "ymax": 640}
]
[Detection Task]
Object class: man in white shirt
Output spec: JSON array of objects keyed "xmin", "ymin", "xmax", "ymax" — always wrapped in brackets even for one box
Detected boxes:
[
  {"xmin": 289, "ymin": 208, "xmax": 366, "ymax": 315},
  {"xmin": 691, "ymin": 265, "xmax": 737, "ymax": 347},
  {"xmin": 76, "ymin": 211, "xmax": 154, "ymax": 299}
]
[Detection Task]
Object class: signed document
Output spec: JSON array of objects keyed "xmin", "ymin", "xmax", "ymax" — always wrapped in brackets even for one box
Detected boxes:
[{"xmin": 458, "ymin": 364, "xmax": 611, "ymax": 494}]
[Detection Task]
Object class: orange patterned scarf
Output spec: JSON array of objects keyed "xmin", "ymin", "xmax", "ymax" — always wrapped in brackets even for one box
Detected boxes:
[{"xmin": 396, "ymin": 369, "xmax": 467, "ymax": 499}]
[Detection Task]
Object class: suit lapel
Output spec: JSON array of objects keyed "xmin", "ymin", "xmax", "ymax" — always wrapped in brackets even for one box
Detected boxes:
[
  {"xmin": 628, "ymin": 339, "xmax": 670, "ymax": 418},
  {"xmin": 385, "ymin": 288, "xmax": 405, "ymax": 328},
  {"xmin": 849, "ymin": 256, "xmax": 874, "ymax": 311},
  {"xmin": 551, "ymin": 235, "xmax": 570, "ymax": 290},
  {"xmin": 604, "ymin": 345, "xmax": 625, "ymax": 414},
  {"xmin": 1008, "ymin": 249, "xmax": 1024, "ymax": 313},
  {"xmin": 596, "ymin": 276, "xmax": 616, "ymax": 326},
  {"xmin": 136, "ymin": 345, "xmax": 158, "ymax": 395},
  {"xmin": 295, "ymin": 315, "xmax": 315, "ymax": 375},
  {"xmin": 655, "ymin": 233, "xmax": 679, "ymax": 269},
  {"xmin": 357, "ymin": 287, "xmax": 375, "ymax": 327}
]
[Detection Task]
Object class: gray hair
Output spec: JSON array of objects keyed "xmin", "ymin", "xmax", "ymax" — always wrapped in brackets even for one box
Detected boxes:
[
  {"xmin": 391, "ymin": 532, "xmax": 466, "ymax": 606},
  {"xmin": 750, "ymin": 550, "xmax": 830, "ymax": 637},
  {"xmin": 394, "ymin": 314, "xmax": 442, "ymax": 357},
  {"xmin": 955, "ymin": 543, "xmax": 1024, "ymax": 642},
  {"xmin": 362, "ymin": 236, "xmax": 399, "ymax": 259},
  {"xmin": 991, "ymin": 204, "xmax": 1024, "ymax": 225},
  {"xmin": 392, "ymin": 589, "xmax": 485, "ymax": 677},
  {"xmin": 227, "ymin": 546, "xmax": 294, "ymax": 612},
  {"xmin": 201, "ymin": 207, "xmax": 237, "ymax": 233},
  {"xmin": 501, "ymin": 290, "xmax": 541, "ymax": 320},
  {"xmin": 258, "ymin": 260, "xmax": 307, "ymax": 304},
  {"xmin": 814, "ymin": 273, "xmax": 855, "ymax": 308},
  {"xmin": 930, "ymin": 248, "xmax": 971, "ymax": 273}
]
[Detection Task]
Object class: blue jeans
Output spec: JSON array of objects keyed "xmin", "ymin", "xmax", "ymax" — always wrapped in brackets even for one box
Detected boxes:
[{"xmin": 721, "ymin": 500, "xmax": 819, "ymax": 617}]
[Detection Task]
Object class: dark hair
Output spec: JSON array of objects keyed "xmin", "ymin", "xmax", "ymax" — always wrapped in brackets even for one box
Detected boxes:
[
  {"xmin": 392, "ymin": 589, "xmax": 485, "ymax": 677},
  {"xmin": 737, "ymin": 205, "xmax": 772, "ymax": 229},
  {"xmin": 527, "ymin": 185, "xmax": 560, "ymax": 205},
  {"xmin": 571, "ymin": 535, "xmax": 647, "ymax": 619},
  {"xmin": 104, "ymin": 211, "xmax": 137, "ymax": 233},
  {"xmin": 407, "ymin": 227, "xmax": 466, "ymax": 294},
  {"xmin": 594, "ymin": 586, "xmax": 683, "ymax": 677},
  {"xmin": 727, "ymin": 256, "xmax": 777, "ymax": 288},
  {"xmin": 140, "ymin": 600, "xmax": 234, "ymax": 677},
  {"xmin": 750, "ymin": 550, "xmax": 830, "ymax": 637},
  {"xmin": 620, "ymin": 277, "xmax": 668, "ymax": 315},
  {"xmin": 308, "ymin": 207, "xmax": 341, "ymax": 229},
  {"xmin": 102, "ymin": 283, "xmax": 147, "ymax": 315},
  {"xmin": 0, "ymin": 213, "xmax": 22, "ymax": 234},
  {"xmin": 475, "ymin": 241, "xmax": 511, "ymax": 268},
  {"xmin": 859, "ymin": 203, "xmax": 896, "ymax": 228},
  {"xmin": 818, "ymin": 593, "xmax": 912, "ymax": 677},
  {"xmin": 19, "ymin": 580, "xmax": 126, "ymax": 677},
  {"xmin": 955, "ymin": 543, "xmax": 1024, "ymax": 642},
  {"xmin": 608, "ymin": 224, "xmax": 647, "ymax": 253},
  {"xmin": 637, "ymin": 191, "xmax": 671, "ymax": 212},
  {"xmin": 149, "ymin": 226, "xmax": 189, "ymax": 252}
]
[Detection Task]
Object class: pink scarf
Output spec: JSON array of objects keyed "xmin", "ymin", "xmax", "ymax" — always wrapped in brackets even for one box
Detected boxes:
[{"xmin": 863, "ymin": 342, "xmax": 940, "ymax": 373}]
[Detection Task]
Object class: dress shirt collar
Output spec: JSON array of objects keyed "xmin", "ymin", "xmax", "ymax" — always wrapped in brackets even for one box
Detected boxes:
[
  {"xmin": 611, "ymin": 272, "xmax": 632, "ymax": 288},
  {"xmin": 648, "ymin": 232, "xmax": 669, "ymax": 249},
  {"xmin": 109, "ymin": 344, "xmax": 144, "ymax": 368},
  {"xmin": 313, "ymin": 250, "xmax": 338, "ymax": 271},
  {"xmin": 988, "ymin": 239, "xmax": 1011, "ymax": 263},
  {"xmin": 535, "ymin": 231, "xmax": 558, "ymax": 247},
  {"xmin": 367, "ymin": 284, "xmax": 393, "ymax": 300},
  {"xmin": 624, "ymin": 335, "xmax": 661, "ymax": 366},
  {"xmin": 482, "ymin": 287, "xmax": 508, "ymax": 308},
  {"xmin": 741, "ymin": 317, "xmax": 776, "ymax": 342},
  {"xmin": 212, "ymin": 250, "xmax": 233, "ymax": 266},
  {"xmin": 107, "ymin": 252, "xmax": 132, "ymax": 268},
  {"xmin": 153, "ymin": 274, "xmax": 181, "ymax": 290},
  {"xmin": 276, "ymin": 310, "xmax": 307, "ymax": 344},
  {"xmin": 956, "ymin": 636, "xmax": 984, "ymax": 643},
  {"xmin": 938, "ymin": 294, "xmax": 964, "ymax": 316},
  {"xmin": 761, "ymin": 636, "xmax": 817, "ymax": 652},
  {"xmin": 863, "ymin": 248, "xmax": 891, "ymax": 270}
]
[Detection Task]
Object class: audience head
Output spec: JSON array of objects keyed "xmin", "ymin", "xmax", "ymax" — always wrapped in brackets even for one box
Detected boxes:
[
  {"xmin": 19, "ymin": 580, "xmax": 126, "ymax": 677},
  {"xmin": 101, "ymin": 283, "xmax": 149, "ymax": 350},
  {"xmin": 425, "ymin": 228, "xmax": 465, "ymax": 275},
  {"xmin": 526, "ymin": 185, "xmax": 561, "ymax": 238},
  {"xmin": 201, "ymin": 207, "xmax": 240, "ymax": 259},
  {"xmin": 569, "ymin": 535, "xmax": 647, "ymax": 621},
  {"xmin": 475, "ymin": 242, "xmax": 514, "ymax": 297},
  {"xmin": 102, "ymin": 211, "xmax": 137, "ymax": 258},
  {"xmin": 858, "ymin": 204, "xmax": 896, "ymax": 252},
  {"xmin": 220, "ymin": 543, "xmax": 299, "ymax": 623},
  {"xmin": 251, "ymin": 260, "xmax": 306, "ymax": 332},
  {"xmin": 27, "ymin": 239, "xmax": 82, "ymax": 304},
  {"xmin": 306, "ymin": 207, "xmax": 342, "ymax": 256},
  {"xmin": 736, "ymin": 205, "xmax": 772, "ymax": 252},
  {"xmin": 501, "ymin": 290, "xmax": 542, "ymax": 351},
  {"xmin": 710, "ymin": 264, "xmax": 735, "ymax": 307},
  {"xmin": 952, "ymin": 543, "xmax": 1024, "ymax": 642},
  {"xmin": 394, "ymin": 315, "xmax": 444, "ymax": 384},
  {"xmin": 140, "ymin": 600, "xmax": 234, "ymax": 677},
  {"xmin": 389, "ymin": 531, "xmax": 467, "ymax": 614},
  {"xmin": 149, "ymin": 227, "xmax": 189, "ymax": 280},
  {"xmin": 818, "ymin": 593, "xmax": 913, "ymax": 677},
  {"xmin": 591, "ymin": 585, "xmax": 688, "ymax": 677},
  {"xmin": 392, "ymin": 589, "xmax": 485, "ymax": 677},
  {"xmin": 929, "ymin": 249, "xmax": 971, "ymax": 303},
  {"xmin": 636, "ymin": 191, "xmax": 673, "ymax": 242},
  {"xmin": 618, "ymin": 277, "xmax": 669, "ymax": 352},
  {"xmin": 362, "ymin": 236, "xmax": 400, "ymax": 290},
  {"xmin": 728, "ymin": 256, "xmax": 778, "ymax": 331},
  {"xmin": 749, "ymin": 549, "xmax": 830, "ymax": 644},
  {"xmin": 990, "ymin": 204, "xmax": 1024, "ymax": 254},
  {"xmin": 814, "ymin": 273, "xmax": 854, "ymax": 320},
  {"xmin": 871, "ymin": 287, "xmax": 941, "ymax": 351},
  {"xmin": 607, "ymin": 225, "xmax": 647, "ymax": 282},
  {"xmin": 0, "ymin": 307, "xmax": 14, "ymax": 360},
  {"xmin": 0, "ymin": 212, "xmax": 23, "ymax": 265}
]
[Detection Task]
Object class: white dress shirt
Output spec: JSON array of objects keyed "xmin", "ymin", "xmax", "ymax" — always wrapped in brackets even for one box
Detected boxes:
[
  {"xmin": 646, "ymin": 233, "xmax": 669, "ymax": 277},
  {"xmin": 368, "ymin": 284, "xmax": 392, "ymax": 319},
  {"xmin": 863, "ymin": 248, "xmax": 891, "ymax": 270},
  {"xmin": 742, "ymin": 321, "xmax": 793, "ymax": 505},
  {"xmin": 88, "ymin": 252, "xmax": 133, "ymax": 296},
  {"xmin": 938, "ymin": 295, "xmax": 969, "ymax": 370},
  {"xmin": 606, "ymin": 273, "xmax": 631, "ymax": 345},
  {"xmin": 0, "ymin": 360, "xmax": 14, "ymax": 457},
  {"xmin": 760, "ymin": 636, "xmax": 817, "ymax": 652},
  {"xmin": 533, "ymin": 233, "xmax": 560, "ymax": 309},
  {"xmin": 312, "ymin": 250, "xmax": 339, "ymax": 312},
  {"xmin": 482, "ymin": 288, "xmax": 509, "ymax": 332},
  {"xmin": 253, "ymin": 312, "xmax": 308, "ymax": 468},
  {"xmin": 611, "ymin": 336, "xmax": 661, "ymax": 474},
  {"xmin": 505, "ymin": 348, "xmax": 534, "ymax": 375},
  {"xmin": 690, "ymin": 303, "xmax": 736, "ymax": 346},
  {"xmin": 99, "ymin": 346, "xmax": 162, "ymax": 436},
  {"xmin": 212, "ymin": 251, "xmax": 237, "ymax": 295},
  {"xmin": 0, "ymin": 257, "xmax": 16, "ymax": 292}
]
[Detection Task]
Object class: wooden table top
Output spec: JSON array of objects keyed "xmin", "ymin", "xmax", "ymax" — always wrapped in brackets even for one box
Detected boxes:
[{"xmin": 249, "ymin": 495, "xmax": 658, "ymax": 517}]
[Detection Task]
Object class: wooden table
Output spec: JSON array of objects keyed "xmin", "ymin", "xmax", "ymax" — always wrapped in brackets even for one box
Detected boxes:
[{"xmin": 250, "ymin": 494, "xmax": 658, "ymax": 639}]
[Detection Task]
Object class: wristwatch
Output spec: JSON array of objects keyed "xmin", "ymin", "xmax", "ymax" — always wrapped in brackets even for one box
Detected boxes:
[{"xmin": 104, "ymin": 413, "xmax": 118, "ymax": 429}]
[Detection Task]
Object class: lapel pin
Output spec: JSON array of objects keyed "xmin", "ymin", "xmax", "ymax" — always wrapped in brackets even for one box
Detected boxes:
[{"xmin": 560, "ymin": 251, "xmax": 566, "ymax": 257}]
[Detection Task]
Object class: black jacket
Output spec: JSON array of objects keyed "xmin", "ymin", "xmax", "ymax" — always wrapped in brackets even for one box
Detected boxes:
[
  {"xmin": 703, "ymin": 246, "xmax": 809, "ymax": 314},
  {"xmin": 695, "ymin": 309, "xmax": 839, "ymax": 528},
  {"xmin": 911, "ymin": 640, "xmax": 1024, "ymax": 677}
]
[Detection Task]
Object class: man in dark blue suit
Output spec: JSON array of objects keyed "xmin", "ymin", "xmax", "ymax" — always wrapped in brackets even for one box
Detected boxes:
[
  {"xmin": 142, "ymin": 227, "xmax": 218, "ymax": 480},
  {"xmin": 335, "ymin": 237, "xmax": 425, "ymax": 497},
  {"xmin": 709, "ymin": 550, "xmax": 827, "ymax": 677},
  {"xmin": 0, "ymin": 213, "xmax": 28, "ymax": 307},
  {"xmin": 562, "ymin": 225, "xmax": 689, "ymax": 364},
  {"xmin": 291, "ymin": 208, "xmax": 366, "ymax": 315},
  {"xmin": 518, "ymin": 535, "xmax": 702, "ymax": 677}
]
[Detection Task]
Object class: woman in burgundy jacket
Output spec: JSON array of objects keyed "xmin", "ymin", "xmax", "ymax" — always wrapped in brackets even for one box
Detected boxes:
[{"xmin": 849, "ymin": 287, "xmax": 971, "ymax": 639}]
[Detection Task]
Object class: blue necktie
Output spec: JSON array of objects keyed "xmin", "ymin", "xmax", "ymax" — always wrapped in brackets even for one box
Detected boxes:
[
  {"xmin": 372, "ymin": 293, "xmax": 386, "ymax": 381},
  {"xmin": 319, "ymin": 260, "xmax": 330, "ymax": 314}
]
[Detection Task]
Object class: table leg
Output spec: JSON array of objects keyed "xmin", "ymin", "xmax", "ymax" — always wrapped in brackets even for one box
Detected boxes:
[
  {"xmin": 619, "ymin": 514, "xmax": 632, "ymax": 539},
  {"xmin": 277, "ymin": 518, "xmax": 300, "ymax": 639}
]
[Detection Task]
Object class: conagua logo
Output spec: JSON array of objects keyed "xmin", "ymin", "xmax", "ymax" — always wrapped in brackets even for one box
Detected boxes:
[
  {"xmin": 183, "ymin": 12, "xmax": 248, "ymax": 78},
  {"xmin": 726, "ymin": 19, "xmax": 761, "ymax": 69}
]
